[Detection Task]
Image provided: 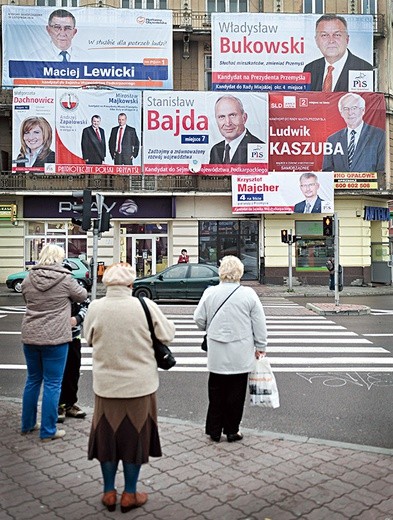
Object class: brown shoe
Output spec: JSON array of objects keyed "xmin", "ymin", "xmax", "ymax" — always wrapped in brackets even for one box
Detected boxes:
[
  {"xmin": 102, "ymin": 490, "xmax": 117, "ymax": 512},
  {"xmin": 120, "ymin": 492, "xmax": 148, "ymax": 513}
]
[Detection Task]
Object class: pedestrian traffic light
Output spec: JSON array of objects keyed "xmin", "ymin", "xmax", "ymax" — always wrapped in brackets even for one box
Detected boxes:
[
  {"xmin": 281, "ymin": 229, "xmax": 288, "ymax": 243},
  {"xmin": 323, "ymin": 216, "xmax": 333, "ymax": 236},
  {"xmin": 71, "ymin": 189, "xmax": 92, "ymax": 232},
  {"xmin": 99, "ymin": 207, "xmax": 112, "ymax": 233}
]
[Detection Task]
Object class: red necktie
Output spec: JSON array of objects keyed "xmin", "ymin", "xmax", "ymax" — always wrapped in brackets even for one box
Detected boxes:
[
  {"xmin": 95, "ymin": 128, "xmax": 101, "ymax": 141},
  {"xmin": 116, "ymin": 126, "xmax": 123, "ymax": 153},
  {"xmin": 322, "ymin": 66, "xmax": 334, "ymax": 92}
]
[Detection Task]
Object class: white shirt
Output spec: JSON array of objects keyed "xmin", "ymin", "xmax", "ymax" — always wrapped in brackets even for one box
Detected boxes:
[
  {"xmin": 28, "ymin": 42, "xmax": 89, "ymax": 62},
  {"xmin": 323, "ymin": 50, "xmax": 348, "ymax": 90},
  {"xmin": 224, "ymin": 129, "xmax": 246, "ymax": 162}
]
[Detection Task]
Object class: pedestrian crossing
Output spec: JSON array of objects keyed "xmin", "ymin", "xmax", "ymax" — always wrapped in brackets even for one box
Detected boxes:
[
  {"xmin": 79, "ymin": 299, "xmax": 393, "ymax": 373},
  {"xmin": 1, "ymin": 300, "xmax": 393, "ymax": 373}
]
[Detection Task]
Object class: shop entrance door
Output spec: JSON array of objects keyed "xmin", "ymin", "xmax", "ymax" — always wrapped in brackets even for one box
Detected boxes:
[{"xmin": 133, "ymin": 237, "xmax": 154, "ymax": 277}]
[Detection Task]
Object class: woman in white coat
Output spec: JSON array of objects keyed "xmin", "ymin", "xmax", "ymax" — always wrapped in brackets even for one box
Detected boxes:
[{"xmin": 193, "ymin": 256, "xmax": 267, "ymax": 443}]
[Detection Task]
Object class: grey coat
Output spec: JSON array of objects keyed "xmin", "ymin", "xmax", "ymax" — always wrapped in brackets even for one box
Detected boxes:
[
  {"xmin": 193, "ymin": 282, "xmax": 267, "ymax": 374},
  {"xmin": 21, "ymin": 263, "xmax": 87, "ymax": 346}
]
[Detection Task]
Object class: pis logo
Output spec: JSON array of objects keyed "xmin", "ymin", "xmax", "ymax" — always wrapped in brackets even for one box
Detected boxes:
[{"xmin": 248, "ymin": 143, "xmax": 266, "ymax": 163}]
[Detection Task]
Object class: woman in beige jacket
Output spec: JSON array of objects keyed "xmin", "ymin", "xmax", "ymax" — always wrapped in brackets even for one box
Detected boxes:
[{"xmin": 84, "ymin": 262, "xmax": 175, "ymax": 513}]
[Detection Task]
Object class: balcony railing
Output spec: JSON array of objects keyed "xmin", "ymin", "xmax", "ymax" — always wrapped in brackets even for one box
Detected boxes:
[
  {"xmin": 0, "ymin": 173, "xmax": 232, "ymax": 193},
  {"xmin": 172, "ymin": 10, "xmax": 385, "ymax": 37}
]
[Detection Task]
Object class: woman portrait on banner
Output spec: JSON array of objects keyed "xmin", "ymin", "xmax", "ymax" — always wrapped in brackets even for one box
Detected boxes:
[
  {"xmin": 15, "ymin": 116, "xmax": 55, "ymax": 169},
  {"xmin": 83, "ymin": 263, "xmax": 175, "ymax": 513},
  {"xmin": 193, "ymin": 255, "xmax": 268, "ymax": 443}
]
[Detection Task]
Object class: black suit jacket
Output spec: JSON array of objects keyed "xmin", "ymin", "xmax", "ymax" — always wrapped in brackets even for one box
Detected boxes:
[
  {"xmin": 209, "ymin": 129, "xmax": 263, "ymax": 164},
  {"xmin": 109, "ymin": 125, "xmax": 140, "ymax": 165},
  {"xmin": 303, "ymin": 50, "xmax": 373, "ymax": 91},
  {"xmin": 81, "ymin": 126, "xmax": 106, "ymax": 164},
  {"xmin": 294, "ymin": 195, "xmax": 324, "ymax": 214},
  {"xmin": 16, "ymin": 149, "xmax": 55, "ymax": 168},
  {"xmin": 322, "ymin": 123, "xmax": 385, "ymax": 173}
]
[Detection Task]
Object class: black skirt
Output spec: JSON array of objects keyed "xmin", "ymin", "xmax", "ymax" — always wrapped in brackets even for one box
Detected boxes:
[{"xmin": 88, "ymin": 393, "xmax": 162, "ymax": 464}]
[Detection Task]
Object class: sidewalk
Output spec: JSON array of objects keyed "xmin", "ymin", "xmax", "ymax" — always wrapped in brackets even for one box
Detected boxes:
[{"xmin": 1, "ymin": 398, "xmax": 392, "ymax": 520}]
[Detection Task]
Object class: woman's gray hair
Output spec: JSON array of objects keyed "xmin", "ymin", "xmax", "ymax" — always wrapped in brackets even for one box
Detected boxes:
[
  {"xmin": 218, "ymin": 255, "xmax": 244, "ymax": 282},
  {"xmin": 38, "ymin": 244, "xmax": 65, "ymax": 266}
]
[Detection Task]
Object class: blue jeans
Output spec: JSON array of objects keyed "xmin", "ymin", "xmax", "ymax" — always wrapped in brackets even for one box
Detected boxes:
[{"xmin": 21, "ymin": 343, "xmax": 68, "ymax": 439}]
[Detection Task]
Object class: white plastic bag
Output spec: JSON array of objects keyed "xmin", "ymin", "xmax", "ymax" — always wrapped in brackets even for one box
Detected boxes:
[{"xmin": 249, "ymin": 357, "xmax": 280, "ymax": 408}]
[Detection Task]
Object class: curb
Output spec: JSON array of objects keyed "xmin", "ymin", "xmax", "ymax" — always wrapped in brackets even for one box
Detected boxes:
[{"xmin": 306, "ymin": 303, "xmax": 371, "ymax": 315}]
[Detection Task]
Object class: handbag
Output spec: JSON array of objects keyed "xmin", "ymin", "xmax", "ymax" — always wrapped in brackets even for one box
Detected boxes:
[
  {"xmin": 249, "ymin": 357, "xmax": 280, "ymax": 408},
  {"xmin": 139, "ymin": 297, "xmax": 176, "ymax": 370},
  {"xmin": 201, "ymin": 285, "xmax": 241, "ymax": 352}
]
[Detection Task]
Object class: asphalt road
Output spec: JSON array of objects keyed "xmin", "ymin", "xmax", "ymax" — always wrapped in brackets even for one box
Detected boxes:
[{"xmin": 1, "ymin": 293, "xmax": 393, "ymax": 449}]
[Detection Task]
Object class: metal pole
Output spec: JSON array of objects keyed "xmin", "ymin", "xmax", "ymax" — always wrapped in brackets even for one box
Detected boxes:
[
  {"xmin": 91, "ymin": 219, "xmax": 99, "ymax": 300},
  {"xmin": 288, "ymin": 228, "xmax": 293, "ymax": 291},
  {"xmin": 334, "ymin": 212, "xmax": 339, "ymax": 307}
]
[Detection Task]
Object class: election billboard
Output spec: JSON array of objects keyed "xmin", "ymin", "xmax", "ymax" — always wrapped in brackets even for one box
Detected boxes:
[
  {"xmin": 268, "ymin": 92, "xmax": 385, "ymax": 187},
  {"xmin": 13, "ymin": 87, "xmax": 142, "ymax": 174},
  {"xmin": 232, "ymin": 172, "xmax": 334, "ymax": 214},
  {"xmin": 212, "ymin": 13, "xmax": 373, "ymax": 92},
  {"xmin": 143, "ymin": 91, "xmax": 268, "ymax": 175},
  {"xmin": 2, "ymin": 6, "xmax": 172, "ymax": 89}
]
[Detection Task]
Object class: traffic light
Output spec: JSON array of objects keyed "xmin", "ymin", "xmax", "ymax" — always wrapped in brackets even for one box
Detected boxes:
[
  {"xmin": 281, "ymin": 229, "xmax": 288, "ymax": 243},
  {"xmin": 99, "ymin": 207, "xmax": 112, "ymax": 233},
  {"xmin": 71, "ymin": 189, "xmax": 92, "ymax": 232},
  {"xmin": 323, "ymin": 216, "xmax": 333, "ymax": 237},
  {"xmin": 292, "ymin": 235, "xmax": 302, "ymax": 243}
]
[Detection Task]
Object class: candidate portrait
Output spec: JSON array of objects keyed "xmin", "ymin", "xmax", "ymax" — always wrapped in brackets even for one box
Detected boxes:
[
  {"xmin": 209, "ymin": 95, "xmax": 264, "ymax": 165},
  {"xmin": 81, "ymin": 115, "xmax": 106, "ymax": 165},
  {"xmin": 303, "ymin": 14, "xmax": 373, "ymax": 92},
  {"xmin": 109, "ymin": 113, "xmax": 140, "ymax": 166},
  {"xmin": 15, "ymin": 116, "xmax": 55, "ymax": 169},
  {"xmin": 322, "ymin": 93, "xmax": 385, "ymax": 173}
]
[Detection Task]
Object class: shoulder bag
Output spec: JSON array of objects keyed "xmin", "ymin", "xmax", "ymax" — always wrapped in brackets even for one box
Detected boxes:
[
  {"xmin": 139, "ymin": 297, "xmax": 176, "ymax": 370},
  {"xmin": 201, "ymin": 285, "xmax": 241, "ymax": 352}
]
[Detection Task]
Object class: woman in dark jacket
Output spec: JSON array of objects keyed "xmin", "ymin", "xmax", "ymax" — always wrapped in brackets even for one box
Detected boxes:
[{"xmin": 21, "ymin": 244, "xmax": 87, "ymax": 441}]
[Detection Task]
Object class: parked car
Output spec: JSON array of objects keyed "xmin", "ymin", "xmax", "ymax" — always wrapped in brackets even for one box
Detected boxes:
[
  {"xmin": 6, "ymin": 258, "xmax": 92, "ymax": 293},
  {"xmin": 132, "ymin": 263, "xmax": 220, "ymax": 300}
]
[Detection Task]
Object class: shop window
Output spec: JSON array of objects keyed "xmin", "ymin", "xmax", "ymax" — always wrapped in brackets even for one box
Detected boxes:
[{"xmin": 294, "ymin": 220, "xmax": 333, "ymax": 270}]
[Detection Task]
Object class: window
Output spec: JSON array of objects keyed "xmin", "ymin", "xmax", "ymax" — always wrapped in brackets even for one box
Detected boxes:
[
  {"xmin": 122, "ymin": 0, "xmax": 167, "ymax": 8},
  {"xmin": 294, "ymin": 220, "xmax": 333, "ymax": 270},
  {"xmin": 207, "ymin": 0, "xmax": 247, "ymax": 12},
  {"xmin": 37, "ymin": 0, "xmax": 78, "ymax": 6},
  {"xmin": 205, "ymin": 54, "xmax": 212, "ymax": 91},
  {"xmin": 362, "ymin": 0, "xmax": 377, "ymax": 14},
  {"xmin": 303, "ymin": 0, "xmax": 324, "ymax": 13},
  {"xmin": 199, "ymin": 220, "xmax": 259, "ymax": 279}
]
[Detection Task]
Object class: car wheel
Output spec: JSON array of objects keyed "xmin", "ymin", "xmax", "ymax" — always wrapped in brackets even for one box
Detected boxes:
[
  {"xmin": 134, "ymin": 287, "xmax": 153, "ymax": 299},
  {"xmin": 12, "ymin": 280, "xmax": 23, "ymax": 293}
]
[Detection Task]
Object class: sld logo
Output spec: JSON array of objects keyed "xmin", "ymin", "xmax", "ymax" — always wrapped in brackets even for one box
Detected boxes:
[{"xmin": 271, "ymin": 103, "xmax": 282, "ymax": 108}]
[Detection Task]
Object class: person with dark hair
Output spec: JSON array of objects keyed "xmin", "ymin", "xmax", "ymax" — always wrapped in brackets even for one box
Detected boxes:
[
  {"xmin": 177, "ymin": 249, "xmax": 189, "ymax": 263},
  {"xmin": 57, "ymin": 258, "xmax": 90, "ymax": 423},
  {"xmin": 303, "ymin": 14, "xmax": 373, "ymax": 92},
  {"xmin": 81, "ymin": 115, "xmax": 106, "ymax": 165},
  {"xmin": 109, "ymin": 113, "xmax": 140, "ymax": 165},
  {"xmin": 15, "ymin": 117, "xmax": 55, "ymax": 170},
  {"xmin": 29, "ymin": 9, "xmax": 88, "ymax": 62}
]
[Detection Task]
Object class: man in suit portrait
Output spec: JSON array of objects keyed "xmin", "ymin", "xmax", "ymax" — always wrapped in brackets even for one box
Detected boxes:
[
  {"xmin": 81, "ymin": 115, "xmax": 106, "ymax": 165},
  {"xmin": 29, "ymin": 9, "xmax": 88, "ymax": 62},
  {"xmin": 303, "ymin": 14, "xmax": 373, "ymax": 92},
  {"xmin": 209, "ymin": 95, "xmax": 263, "ymax": 164},
  {"xmin": 294, "ymin": 173, "xmax": 326, "ymax": 213},
  {"xmin": 322, "ymin": 93, "xmax": 385, "ymax": 173},
  {"xmin": 109, "ymin": 113, "xmax": 140, "ymax": 165}
]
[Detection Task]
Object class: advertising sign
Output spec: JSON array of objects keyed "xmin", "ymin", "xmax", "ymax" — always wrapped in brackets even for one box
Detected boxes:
[
  {"xmin": 268, "ymin": 92, "xmax": 385, "ymax": 187},
  {"xmin": 2, "ymin": 6, "xmax": 173, "ymax": 89},
  {"xmin": 212, "ymin": 13, "xmax": 373, "ymax": 92},
  {"xmin": 232, "ymin": 172, "xmax": 334, "ymax": 213},
  {"xmin": 143, "ymin": 91, "xmax": 268, "ymax": 175},
  {"xmin": 12, "ymin": 87, "xmax": 142, "ymax": 174}
]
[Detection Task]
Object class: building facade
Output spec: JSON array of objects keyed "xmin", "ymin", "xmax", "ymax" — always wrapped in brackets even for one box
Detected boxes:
[{"xmin": 0, "ymin": 0, "xmax": 392, "ymax": 286}]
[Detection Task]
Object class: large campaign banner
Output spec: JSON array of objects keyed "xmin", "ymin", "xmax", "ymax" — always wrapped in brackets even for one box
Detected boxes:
[
  {"xmin": 212, "ymin": 13, "xmax": 373, "ymax": 92},
  {"xmin": 143, "ymin": 91, "xmax": 268, "ymax": 175},
  {"xmin": 2, "ymin": 6, "xmax": 172, "ymax": 89},
  {"xmin": 13, "ymin": 87, "xmax": 142, "ymax": 174},
  {"xmin": 232, "ymin": 172, "xmax": 334, "ymax": 214},
  {"xmin": 269, "ymin": 92, "xmax": 385, "ymax": 188}
]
